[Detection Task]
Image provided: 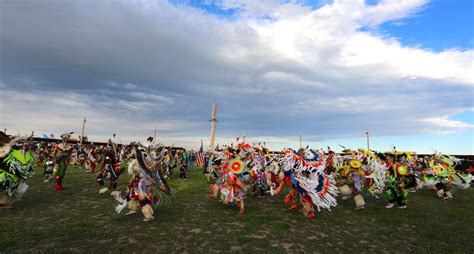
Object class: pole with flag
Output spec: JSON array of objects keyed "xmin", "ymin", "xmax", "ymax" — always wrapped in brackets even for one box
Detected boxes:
[{"xmin": 196, "ymin": 140, "xmax": 205, "ymax": 166}]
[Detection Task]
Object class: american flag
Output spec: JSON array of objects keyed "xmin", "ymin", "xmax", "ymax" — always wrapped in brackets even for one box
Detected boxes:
[{"xmin": 196, "ymin": 141, "xmax": 205, "ymax": 166}]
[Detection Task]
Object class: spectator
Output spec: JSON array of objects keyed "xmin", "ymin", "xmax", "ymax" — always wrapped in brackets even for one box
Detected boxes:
[
  {"xmin": 203, "ymin": 152, "xmax": 209, "ymax": 174},
  {"xmin": 188, "ymin": 150, "xmax": 195, "ymax": 171},
  {"xmin": 169, "ymin": 150, "xmax": 177, "ymax": 177},
  {"xmin": 178, "ymin": 151, "xmax": 187, "ymax": 180},
  {"xmin": 163, "ymin": 151, "xmax": 171, "ymax": 179},
  {"xmin": 182, "ymin": 149, "xmax": 188, "ymax": 165}
]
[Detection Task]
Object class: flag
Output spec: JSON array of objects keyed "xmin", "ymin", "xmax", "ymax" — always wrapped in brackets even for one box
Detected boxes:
[{"xmin": 196, "ymin": 141, "xmax": 205, "ymax": 166}]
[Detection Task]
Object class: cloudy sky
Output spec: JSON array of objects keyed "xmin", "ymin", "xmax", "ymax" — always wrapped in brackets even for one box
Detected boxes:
[{"xmin": 0, "ymin": 0, "xmax": 473, "ymax": 153}]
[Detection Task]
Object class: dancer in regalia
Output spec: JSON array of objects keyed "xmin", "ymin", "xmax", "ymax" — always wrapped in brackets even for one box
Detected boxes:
[
  {"xmin": 384, "ymin": 154, "xmax": 409, "ymax": 209},
  {"xmin": 51, "ymin": 132, "xmax": 74, "ymax": 191},
  {"xmin": 276, "ymin": 148, "xmax": 338, "ymax": 218},
  {"xmin": 209, "ymin": 143, "xmax": 253, "ymax": 215},
  {"xmin": 97, "ymin": 142, "xmax": 123, "ymax": 194},
  {"xmin": 84, "ymin": 145, "xmax": 98, "ymax": 173},
  {"xmin": 43, "ymin": 155, "xmax": 54, "ymax": 183},
  {"xmin": 113, "ymin": 144, "xmax": 172, "ymax": 222},
  {"xmin": 0, "ymin": 132, "xmax": 34, "ymax": 208}
]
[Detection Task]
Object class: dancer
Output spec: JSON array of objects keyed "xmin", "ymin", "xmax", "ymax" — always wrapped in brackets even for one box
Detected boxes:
[
  {"xmin": 276, "ymin": 148, "xmax": 338, "ymax": 218},
  {"xmin": 385, "ymin": 159, "xmax": 409, "ymax": 209},
  {"xmin": 43, "ymin": 155, "xmax": 54, "ymax": 182},
  {"xmin": 97, "ymin": 144, "xmax": 123, "ymax": 194},
  {"xmin": 51, "ymin": 132, "xmax": 74, "ymax": 191},
  {"xmin": 209, "ymin": 145, "xmax": 250, "ymax": 215},
  {"xmin": 336, "ymin": 156, "xmax": 366, "ymax": 209},
  {"xmin": 84, "ymin": 145, "xmax": 98, "ymax": 173},
  {"xmin": 113, "ymin": 144, "xmax": 172, "ymax": 222},
  {"xmin": 0, "ymin": 132, "xmax": 34, "ymax": 208}
]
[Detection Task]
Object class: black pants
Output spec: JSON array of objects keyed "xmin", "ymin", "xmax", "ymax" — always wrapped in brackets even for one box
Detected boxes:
[
  {"xmin": 405, "ymin": 174, "xmax": 417, "ymax": 189},
  {"xmin": 179, "ymin": 166, "xmax": 187, "ymax": 179},
  {"xmin": 386, "ymin": 187, "xmax": 407, "ymax": 206},
  {"xmin": 435, "ymin": 182, "xmax": 448, "ymax": 192},
  {"xmin": 97, "ymin": 175, "xmax": 117, "ymax": 189},
  {"xmin": 166, "ymin": 165, "xmax": 173, "ymax": 178}
]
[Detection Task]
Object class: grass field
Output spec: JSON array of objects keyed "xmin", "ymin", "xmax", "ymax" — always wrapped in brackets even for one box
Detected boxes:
[{"xmin": 1, "ymin": 165, "xmax": 473, "ymax": 253}]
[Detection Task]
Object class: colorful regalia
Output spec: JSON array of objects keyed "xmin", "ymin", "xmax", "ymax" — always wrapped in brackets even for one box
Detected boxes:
[
  {"xmin": 421, "ymin": 154, "xmax": 471, "ymax": 200},
  {"xmin": 84, "ymin": 146, "xmax": 98, "ymax": 173},
  {"xmin": 43, "ymin": 156, "xmax": 54, "ymax": 182},
  {"xmin": 208, "ymin": 143, "xmax": 342, "ymax": 218},
  {"xmin": 113, "ymin": 144, "xmax": 172, "ymax": 222},
  {"xmin": 51, "ymin": 133, "xmax": 74, "ymax": 191},
  {"xmin": 384, "ymin": 162, "xmax": 409, "ymax": 208},
  {"xmin": 333, "ymin": 150, "xmax": 367, "ymax": 209},
  {"xmin": 0, "ymin": 132, "xmax": 34, "ymax": 208},
  {"xmin": 210, "ymin": 159, "xmax": 247, "ymax": 214},
  {"xmin": 209, "ymin": 143, "xmax": 258, "ymax": 215},
  {"xmin": 97, "ymin": 143, "xmax": 124, "ymax": 194},
  {"xmin": 276, "ymin": 148, "xmax": 338, "ymax": 218},
  {"xmin": 200, "ymin": 138, "xmax": 474, "ymax": 216}
]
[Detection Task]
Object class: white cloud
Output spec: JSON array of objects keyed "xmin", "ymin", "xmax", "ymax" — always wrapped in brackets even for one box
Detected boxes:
[
  {"xmin": 364, "ymin": 0, "xmax": 429, "ymax": 26},
  {"xmin": 130, "ymin": 91, "xmax": 174, "ymax": 104},
  {"xmin": 422, "ymin": 117, "xmax": 473, "ymax": 131},
  {"xmin": 246, "ymin": 0, "xmax": 473, "ymax": 85}
]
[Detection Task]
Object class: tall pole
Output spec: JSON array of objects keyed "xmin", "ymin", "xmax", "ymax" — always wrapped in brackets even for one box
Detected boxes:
[
  {"xmin": 243, "ymin": 134, "xmax": 246, "ymax": 143},
  {"xmin": 209, "ymin": 102, "xmax": 217, "ymax": 149},
  {"xmin": 299, "ymin": 133, "xmax": 302, "ymax": 149},
  {"xmin": 152, "ymin": 127, "xmax": 157, "ymax": 146},
  {"xmin": 365, "ymin": 130, "xmax": 370, "ymax": 151},
  {"xmin": 80, "ymin": 117, "xmax": 86, "ymax": 145}
]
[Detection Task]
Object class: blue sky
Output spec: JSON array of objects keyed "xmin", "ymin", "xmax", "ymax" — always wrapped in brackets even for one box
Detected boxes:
[
  {"xmin": 378, "ymin": 0, "xmax": 474, "ymax": 51},
  {"xmin": 0, "ymin": 0, "xmax": 473, "ymax": 154},
  {"xmin": 377, "ymin": 0, "xmax": 473, "ymax": 154}
]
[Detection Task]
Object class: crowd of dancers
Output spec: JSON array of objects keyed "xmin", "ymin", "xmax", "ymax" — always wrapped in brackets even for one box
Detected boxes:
[
  {"xmin": 1, "ymin": 131, "xmax": 473, "ymax": 222},
  {"xmin": 0, "ymin": 131, "xmax": 190, "ymax": 221},
  {"xmin": 206, "ymin": 141, "xmax": 473, "ymax": 217}
]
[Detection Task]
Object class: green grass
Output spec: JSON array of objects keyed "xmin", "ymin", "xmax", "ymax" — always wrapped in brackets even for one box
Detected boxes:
[{"xmin": 1, "ymin": 165, "xmax": 473, "ymax": 253}]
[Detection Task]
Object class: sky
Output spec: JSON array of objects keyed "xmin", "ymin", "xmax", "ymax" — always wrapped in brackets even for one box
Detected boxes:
[{"xmin": 0, "ymin": 0, "xmax": 473, "ymax": 154}]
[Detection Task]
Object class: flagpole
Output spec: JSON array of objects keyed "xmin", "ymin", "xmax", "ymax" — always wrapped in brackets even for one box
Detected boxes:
[
  {"xmin": 365, "ymin": 130, "xmax": 370, "ymax": 151},
  {"xmin": 152, "ymin": 127, "xmax": 157, "ymax": 146},
  {"xmin": 299, "ymin": 133, "xmax": 302, "ymax": 149}
]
